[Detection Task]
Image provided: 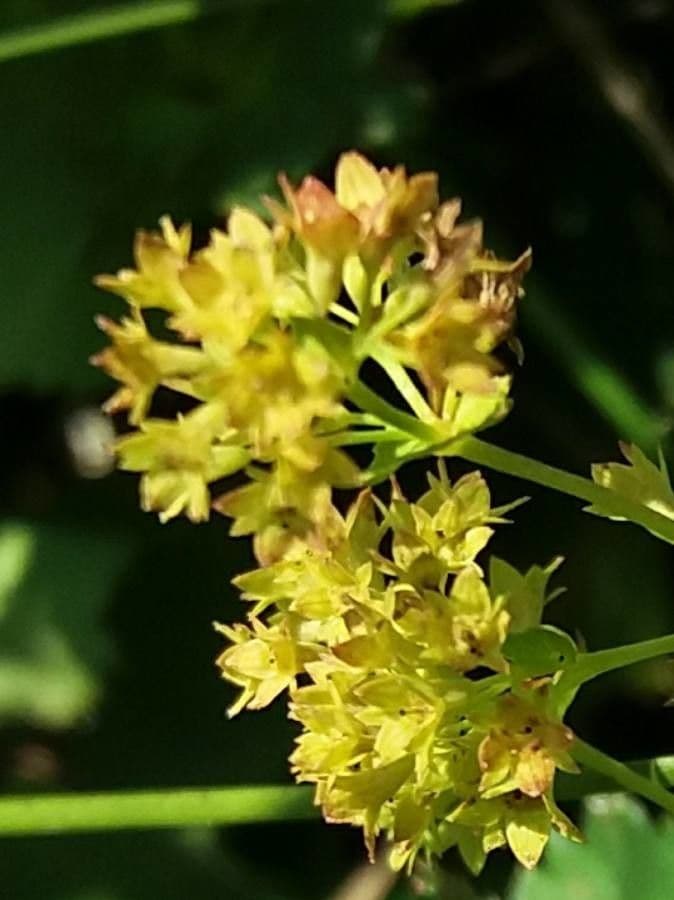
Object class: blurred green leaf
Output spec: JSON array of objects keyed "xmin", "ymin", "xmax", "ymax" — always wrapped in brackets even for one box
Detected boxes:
[
  {"xmin": 0, "ymin": 521, "xmax": 133, "ymax": 727},
  {"xmin": 509, "ymin": 795, "xmax": 674, "ymax": 900}
]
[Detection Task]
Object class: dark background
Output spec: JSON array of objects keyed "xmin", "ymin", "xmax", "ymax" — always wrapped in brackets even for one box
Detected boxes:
[{"xmin": 1, "ymin": 1, "xmax": 674, "ymax": 897}]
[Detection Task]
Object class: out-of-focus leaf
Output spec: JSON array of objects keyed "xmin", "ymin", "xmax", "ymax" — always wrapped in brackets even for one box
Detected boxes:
[
  {"xmin": 509, "ymin": 794, "xmax": 674, "ymax": 900},
  {"xmin": 0, "ymin": 525, "xmax": 33, "ymax": 615},
  {"xmin": 0, "ymin": 521, "xmax": 133, "ymax": 727}
]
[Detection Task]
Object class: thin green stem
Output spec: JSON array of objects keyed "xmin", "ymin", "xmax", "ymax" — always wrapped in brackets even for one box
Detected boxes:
[
  {"xmin": 0, "ymin": 784, "xmax": 315, "ymax": 837},
  {"xmin": 327, "ymin": 428, "xmax": 408, "ymax": 447},
  {"xmin": 558, "ymin": 754, "xmax": 674, "ymax": 801},
  {"xmin": 348, "ymin": 380, "xmax": 437, "ymax": 443},
  {"xmin": 348, "ymin": 373, "xmax": 674, "ymax": 542},
  {"xmin": 452, "ymin": 436, "xmax": 674, "ymax": 545},
  {"xmin": 329, "ymin": 303, "xmax": 360, "ymax": 326},
  {"xmin": 572, "ymin": 739, "xmax": 674, "ymax": 816},
  {"xmin": 576, "ymin": 633, "xmax": 674, "ymax": 683},
  {"xmin": 1, "ymin": 757, "xmax": 672, "ymax": 838},
  {"xmin": 372, "ymin": 350, "xmax": 437, "ymax": 423},
  {"xmin": 0, "ymin": 1, "xmax": 225, "ymax": 63},
  {"xmin": 552, "ymin": 633, "xmax": 674, "ymax": 715}
]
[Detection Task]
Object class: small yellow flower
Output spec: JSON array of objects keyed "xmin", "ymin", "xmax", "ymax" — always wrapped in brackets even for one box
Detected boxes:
[
  {"xmin": 214, "ymin": 619, "xmax": 304, "ymax": 716},
  {"xmin": 448, "ymin": 790, "xmax": 580, "ymax": 871},
  {"xmin": 91, "ymin": 313, "xmax": 207, "ymax": 424},
  {"xmin": 334, "ymin": 152, "xmax": 438, "ymax": 254},
  {"xmin": 476, "ymin": 692, "xmax": 577, "ymax": 799},
  {"xmin": 94, "ymin": 216, "xmax": 193, "ymax": 312},
  {"xmin": 116, "ymin": 402, "xmax": 248, "ymax": 522}
]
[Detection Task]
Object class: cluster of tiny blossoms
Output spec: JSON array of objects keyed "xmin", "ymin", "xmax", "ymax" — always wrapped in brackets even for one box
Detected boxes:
[
  {"xmin": 94, "ymin": 152, "xmax": 530, "ymax": 564},
  {"xmin": 94, "ymin": 153, "xmax": 580, "ymax": 873},
  {"xmin": 217, "ymin": 473, "xmax": 580, "ymax": 872}
]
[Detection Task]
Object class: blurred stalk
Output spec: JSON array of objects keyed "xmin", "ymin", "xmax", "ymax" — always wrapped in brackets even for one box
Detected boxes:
[
  {"xmin": 330, "ymin": 858, "xmax": 398, "ymax": 900},
  {"xmin": 0, "ymin": 0, "xmax": 252, "ymax": 63},
  {"xmin": 0, "ymin": 784, "xmax": 315, "ymax": 836},
  {"xmin": 524, "ymin": 285, "xmax": 664, "ymax": 452},
  {"xmin": 559, "ymin": 754, "xmax": 674, "ymax": 801},
  {"xmin": 0, "ymin": 0, "xmax": 463, "ymax": 64},
  {"xmin": 571, "ymin": 739, "xmax": 674, "ymax": 815},
  {"xmin": 544, "ymin": 0, "xmax": 674, "ymax": 199},
  {"xmin": 389, "ymin": 0, "xmax": 464, "ymax": 17},
  {"xmin": 0, "ymin": 763, "xmax": 673, "ymax": 837}
]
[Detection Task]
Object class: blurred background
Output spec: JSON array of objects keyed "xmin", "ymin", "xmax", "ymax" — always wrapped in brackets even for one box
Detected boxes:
[{"xmin": 1, "ymin": 1, "xmax": 674, "ymax": 897}]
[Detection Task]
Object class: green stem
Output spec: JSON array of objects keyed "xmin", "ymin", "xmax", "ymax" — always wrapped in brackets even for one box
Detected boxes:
[
  {"xmin": 552, "ymin": 632, "xmax": 674, "ymax": 714},
  {"xmin": 558, "ymin": 754, "xmax": 674, "ymax": 801},
  {"xmin": 371, "ymin": 350, "xmax": 437, "ymax": 423},
  {"xmin": 349, "ymin": 373, "xmax": 674, "ymax": 542},
  {"xmin": 0, "ymin": 1, "xmax": 227, "ymax": 63},
  {"xmin": 329, "ymin": 303, "xmax": 360, "ymax": 326},
  {"xmin": 452, "ymin": 436, "xmax": 674, "ymax": 545},
  {"xmin": 576, "ymin": 633, "xmax": 674, "ymax": 683},
  {"xmin": 571, "ymin": 739, "xmax": 674, "ymax": 816},
  {"xmin": 0, "ymin": 784, "xmax": 315, "ymax": 837},
  {"xmin": 2, "ymin": 757, "xmax": 672, "ymax": 838},
  {"xmin": 328, "ymin": 428, "xmax": 408, "ymax": 447},
  {"xmin": 348, "ymin": 380, "xmax": 437, "ymax": 444}
]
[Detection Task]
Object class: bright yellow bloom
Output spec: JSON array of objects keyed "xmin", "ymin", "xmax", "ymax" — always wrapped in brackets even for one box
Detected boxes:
[
  {"xmin": 95, "ymin": 216, "xmax": 193, "ymax": 312},
  {"xmin": 91, "ymin": 313, "xmax": 207, "ymax": 424}
]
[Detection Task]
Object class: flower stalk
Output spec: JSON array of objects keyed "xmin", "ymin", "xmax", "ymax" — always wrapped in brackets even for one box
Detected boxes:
[{"xmin": 571, "ymin": 740, "xmax": 674, "ymax": 817}]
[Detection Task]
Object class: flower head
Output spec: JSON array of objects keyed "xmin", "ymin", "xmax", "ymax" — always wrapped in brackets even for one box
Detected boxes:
[
  {"xmin": 216, "ymin": 470, "xmax": 578, "ymax": 872},
  {"xmin": 95, "ymin": 154, "xmax": 530, "ymax": 542}
]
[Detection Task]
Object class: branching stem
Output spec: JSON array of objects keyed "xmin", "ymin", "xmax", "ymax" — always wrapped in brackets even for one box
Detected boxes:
[{"xmin": 349, "ymin": 378, "xmax": 674, "ymax": 543}]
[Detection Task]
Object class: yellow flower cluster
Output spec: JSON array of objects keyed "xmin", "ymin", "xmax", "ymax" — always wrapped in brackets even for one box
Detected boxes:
[
  {"xmin": 94, "ymin": 153, "xmax": 530, "ymax": 562},
  {"xmin": 216, "ymin": 470, "xmax": 580, "ymax": 872}
]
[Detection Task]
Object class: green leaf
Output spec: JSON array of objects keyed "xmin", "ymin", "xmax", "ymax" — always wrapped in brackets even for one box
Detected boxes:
[
  {"xmin": 0, "ymin": 521, "xmax": 133, "ymax": 727},
  {"xmin": 509, "ymin": 794, "xmax": 674, "ymax": 900},
  {"xmin": 502, "ymin": 625, "xmax": 577, "ymax": 678}
]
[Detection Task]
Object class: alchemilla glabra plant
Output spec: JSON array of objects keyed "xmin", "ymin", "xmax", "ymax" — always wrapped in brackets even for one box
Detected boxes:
[{"xmin": 94, "ymin": 152, "xmax": 674, "ymax": 875}]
